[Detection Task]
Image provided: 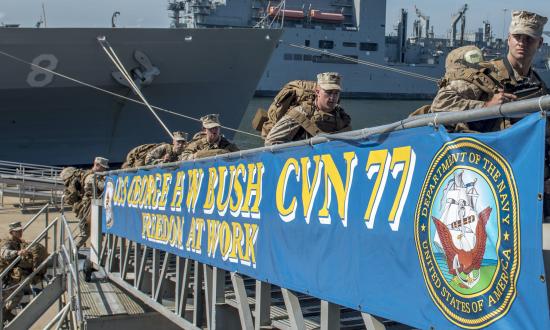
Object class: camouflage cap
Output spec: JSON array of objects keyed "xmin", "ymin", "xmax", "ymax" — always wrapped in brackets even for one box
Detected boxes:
[
  {"xmin": 317, "ymin": 72, "xmax": 342, "ymax": 91},
  {"xmin": 9, "ymin": 221, "xmax": 23, "ymax": 232},
  {"xmin": 509, "ymin": 10, "xmax": 547, "ymax": 39},
  {"xmin": 94, "ymin": 156, "xmax": 110, "ymax": 169},
  {"xmin": 445, "ymin": 45, "xmax": 484, "ymax": 71},
  {"xmin": 172, "ymin": 131, "xmax": 188, "ymax": 142},
  {"xmin": 60, "ymin": 167, "xmax": 77, "ymax": 181},
  {"xmin": 200, "ymin": 114, "xmax": 221, "ymax": 129}
]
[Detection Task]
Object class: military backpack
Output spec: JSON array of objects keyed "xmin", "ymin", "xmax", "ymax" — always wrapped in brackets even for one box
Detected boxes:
[
  {"xmin": 60, "ymin": 167, "xmax": 89, "ymax": 206},
  {"xmin": 121, "ymin": 143, "xmax": 165, "ymax": 169},
  {"xmin": 252, "ymin": 80, "xmax": 317, "ymax": 138}
]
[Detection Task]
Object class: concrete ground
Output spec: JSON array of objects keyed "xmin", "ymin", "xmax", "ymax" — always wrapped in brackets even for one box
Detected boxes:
[{"xmin": 1, "ymin": 196, "xmax": 80, "ymax": 329}]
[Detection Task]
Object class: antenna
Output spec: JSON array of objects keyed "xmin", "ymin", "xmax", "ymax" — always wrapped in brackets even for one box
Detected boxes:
[
  {"xmin": 112, "ymin": 11, "xmax": 121, "ymax": 28},
  {"xmin": 42, "ymin": 2, "xmax": 47, "ymax": 28}
]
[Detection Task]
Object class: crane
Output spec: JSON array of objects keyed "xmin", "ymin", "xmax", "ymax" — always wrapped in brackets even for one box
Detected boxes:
[
  {"xmin": 414, "ymin": 6, "xmax": 431, "ymax": 39},
  {"xmin": 450, "ymin": 4, "xmax": 468, "ymax": 47}
]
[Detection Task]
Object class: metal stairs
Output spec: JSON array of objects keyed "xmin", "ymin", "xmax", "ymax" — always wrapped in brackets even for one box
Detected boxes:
[{"xmin": 1, "ymin": 202, "xmax": 83, "ymax": 330}]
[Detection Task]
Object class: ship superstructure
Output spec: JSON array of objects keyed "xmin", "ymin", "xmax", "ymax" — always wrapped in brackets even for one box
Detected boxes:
[{"xmin": 174, "ymin": 0, "xmax": 550, "ymax": 99}]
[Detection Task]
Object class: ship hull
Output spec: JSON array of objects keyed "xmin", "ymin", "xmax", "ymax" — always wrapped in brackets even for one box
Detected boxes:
[{"xmin": 0, "ymin": 28, "xmax": 281, "ymax": 165}]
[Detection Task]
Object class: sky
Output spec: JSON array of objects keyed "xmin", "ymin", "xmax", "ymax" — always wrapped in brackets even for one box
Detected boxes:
[{"xmin": 1, "ymin": 1, "xmax": 548, "ymax": 40}]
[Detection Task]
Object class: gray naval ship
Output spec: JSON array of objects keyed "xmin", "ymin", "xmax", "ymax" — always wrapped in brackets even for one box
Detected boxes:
[
  {"xmin": 174, "ymin": 0, "xmax": 550, "ymax": 99},
  {"xmin": 0, "ymin": 24, "xmax": 281, "ymax": 165}
]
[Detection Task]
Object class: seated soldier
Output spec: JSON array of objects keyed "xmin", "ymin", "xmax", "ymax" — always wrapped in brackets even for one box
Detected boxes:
[
  {"xmin": 75, "ymin": 157, "xmax": 109, "ymax": 248},
  {"xmin": 1, "ymin": 222, "xmax": 45, "ymax": 321},
  {"xmin": 180, "ymin": 114, "xmax": 239, "ymax": 160},
  {"xmin": 265, "ymin": 72, "xmax": 352, "ymax": 145},
  {"xmin": 144, "ymin": 131, "xmax": 188, "ymax": 165}
]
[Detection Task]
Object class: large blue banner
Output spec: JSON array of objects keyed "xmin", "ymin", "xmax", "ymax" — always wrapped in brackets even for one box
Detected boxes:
[{"xmin": 103, "ymin": 113, "xmax": 549, "ymax": 329}]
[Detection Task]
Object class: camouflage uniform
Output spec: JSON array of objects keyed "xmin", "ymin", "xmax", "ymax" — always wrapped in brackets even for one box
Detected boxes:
[
  {"xmin": 75, "ymin": 157, "xmax": 109, "ymax": 248},
  {"xmin": 1, "ymin": 236, "xmax": 25, "ymax": 316},
  {"xmin": 180, "ymin": 132, "xmax": 239, "ymax": 160},
  {"xmin": 265, "ymin": 104, "xmax": 351, "ymax": 145},
  {"xmin": 1, "ymin": 234, "xmax": 47, "ymax": 320},
  {"xmin": 60, "ymin": 167, "xmax": 90, "ymax": 215},
  {"xmin": 145, "ymin": 143, "xmax": 182, "ymax": 165},
  {"xmin": 431, "ymin": 12, "xmax": 548, "ymax": 132},
  {"xmin": 430, "ymin": 61, "xmax": 548, "ymax": 132},
  {"xmin": 75, "ymin": 172, "xmax": 105, "ymax": 248},
  {"xmin": 265, "ymin": 72, "xmax": 352, "ymax": 145},
  {"xmin": 121, "ymin": 143, "xmax": 162, "ymax": 169}
]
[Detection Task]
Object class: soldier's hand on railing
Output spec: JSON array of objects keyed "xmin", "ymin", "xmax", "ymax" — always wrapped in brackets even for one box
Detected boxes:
[
  {"xmin": 484, "ymin": 90, "xmax": 517, "ymax": 107},
  {"xmin": 17, "ymin": 249, "xmax": 29, "ymax": 257}
]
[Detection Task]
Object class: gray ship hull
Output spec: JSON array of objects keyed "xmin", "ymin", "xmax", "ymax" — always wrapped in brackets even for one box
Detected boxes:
[{"xmin": 0, "ymin": 28, "xmax": 281, "ymax": 165}]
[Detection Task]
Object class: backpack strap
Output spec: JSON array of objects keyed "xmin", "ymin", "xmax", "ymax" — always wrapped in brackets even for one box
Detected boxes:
[
  {"xmin": 287, "ymin": 106, "xmax": 321, "ymax": 136},
  {"xmin": 444, "ymin": 67, "xmax": 497, "ymax": 95}
]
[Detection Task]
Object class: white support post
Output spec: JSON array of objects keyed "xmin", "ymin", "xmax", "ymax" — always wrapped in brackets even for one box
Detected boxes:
[
  {"xmin": 193, "ymin": 261, "xmax": 204, "ymax": 327},
  {"xmin": 321, "ymin": 300, "xmax": 340, "ymax": 330},
  {"xmin": 176, "ymin": 257, "xmax": 191, "ymax": 317},
  {"xmin": 231, "ymin": 272, "xmax": 254, "ymax": 330},
  {"xmin": 281, "ymin": 288, "xmax": 305, "ymax": 330},
  {"xmin": 211, "ymin": 267, "xmax": 226, "ymax": 330},
  {"xmin": 133, "ymin": 242, "xmax": 141, "ymax": 288},
  {"xmin": 152, "ymin": 249, "xmax": 160, "ymax": 298},
  {"xmin": 203, "ymin": 265, "xmax": 214, "ymax": 329},
  {"xmin": 90, "ymin": 199, "xmax": 103, "ymax": 267},
  {"xmin": 154, "ymin": 252, "xmax": 169, "ymax": 303},
  {"xmin": 362, "ymin": 312, "xmax": 386, "ymax": 330},
  {"xmin": 255, "ymin": 280, "xmax": 271, "ymax": 330}
]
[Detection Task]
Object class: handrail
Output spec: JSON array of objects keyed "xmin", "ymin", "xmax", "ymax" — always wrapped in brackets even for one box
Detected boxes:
[
  {"xmin": 0, "ymin": 217, "xmax": 58, "ymax": 280},
  {"xmin": 60, "ymin": 214, "xmax": 77, "ymax": 252},
  {"xmin": 22, "ymin": 203, "xmax": 50, "ymax": 231},
  {"xmin": 59, "ymin": 211, "xmax": 83, "ymax": 325},
  {"xmin": 43, "ymin": 303, "xmax": 71, "ymax": 330},
  {"xmin": 2, "ymin": 252, "xmax": 56, "ymax": 305},
  {"xmin": 60, "ymin": 246, "xmax": 79, "ymax": 282},
  {"xmin": 100, "ymin": 94, "xmax": 550, "ymax": 176}
]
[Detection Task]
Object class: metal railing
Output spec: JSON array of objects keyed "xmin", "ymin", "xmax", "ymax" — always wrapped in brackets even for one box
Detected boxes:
[
  {"xmin": 59, "ymin": 211, "xmax": 83, "ymax": 327},
  {"xmin": 0, "ymin": 160, "xmax": 64, "ymax": 209},
  {"xmin": 0, "ymin": 160, "xmax": 63, "ymax": 179},
  {"xmin": 0, "ymin": 198, "xmax": 83, "ymax": 329}
]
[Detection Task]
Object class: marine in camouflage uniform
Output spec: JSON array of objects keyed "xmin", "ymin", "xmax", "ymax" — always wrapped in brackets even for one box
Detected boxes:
[
  {"xmin": 180, "ymin": 114, "xmax": 239, "ymax": 160},
  {"xmin": 430, "ymin": 11, "xmax": 548, "ymax": 132},
  {"xmin": 1, "ymin": 222, "xmax": 47, "ymax": 322},
  {"xmin": 144, "ymin": 131, "xmax": 188, "ymax": 165},
  {"xmin": 60, "ymin": 167, "xmax": 90, "ymax": 215},
  {"xmin": 430, "ymin": 11, "xmax": 550, "ymax": 221},
  {"xmin": 265, "ymin": 72, "xmax": 352, "ymax": 145},
  {"xmin": 75, "ymin": 157, "xmax": 109, "ymax": 248}
]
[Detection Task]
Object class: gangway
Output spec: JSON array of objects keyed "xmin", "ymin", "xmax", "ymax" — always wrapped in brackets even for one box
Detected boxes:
[
  {"xmin": 0, "ymin": 160, "xmax": 64, "ymax": 210},
  {"xmin": 1, "ymin": 198, "xmax": 184, "ymax": 330},
  {"xmin": 88, "ymin": 95, "xmax": 550, "ymax": 330},
  {"xmin": 5, "ymin": 96, "xmax": 547, "ymax": 329},
  {"xmin": 96, "ymin": 232, "xmax": 390, "ymax": 329}
]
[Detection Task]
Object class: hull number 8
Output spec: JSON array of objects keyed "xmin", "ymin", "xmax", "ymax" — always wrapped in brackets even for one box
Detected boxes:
[{"xmin": 27, "ymin": 54, "xmax": 58, "ymax": 87}]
